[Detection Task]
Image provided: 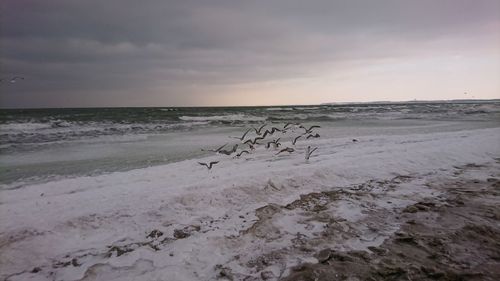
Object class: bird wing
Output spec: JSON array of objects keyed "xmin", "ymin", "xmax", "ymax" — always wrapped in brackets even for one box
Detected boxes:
[
  {"xmin": 198, "ymin": 162, "xmax": 208, "ymax": 167},
  {"xmin": 241, "ymin": 128, "xmax": 252, "ymax": 139},
  {"xmin": 310, "ymin": 147, "xmax": 318, "ymax": 154},
  {"xmin": 215, "ymin": 143, "xmax": 228, "ymax": 152},
  {"xmin": 209, "ymin": 161, "xmax": 219, "ymax": 165}
]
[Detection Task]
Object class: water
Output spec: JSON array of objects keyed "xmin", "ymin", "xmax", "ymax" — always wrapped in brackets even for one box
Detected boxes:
[{"xmin": 1, "ymin": 101, "xmax": 499, "ymax": 188}]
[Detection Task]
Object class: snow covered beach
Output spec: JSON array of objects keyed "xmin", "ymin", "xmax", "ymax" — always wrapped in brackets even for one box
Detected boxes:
[{"xmin": 1, "ymin": 104, "xmax": 500, "ymax": 280}]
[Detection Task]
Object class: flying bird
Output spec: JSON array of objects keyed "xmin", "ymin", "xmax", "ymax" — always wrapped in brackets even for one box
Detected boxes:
[
  {"xmin": 305, "ymin": 146, "xmax": 318, "ymax": 160},
  {"xmin": 306, "ymin": 133, "xmax": 320, "ymax": 139},
  {"xmin": 229, "ymin": 128, "xmax": 252, "ymax": 141},
  {"xmin": 218, "ymin": 144, "xmax": 238, "ymax": 155},
  {"xmin": 352, "ymin": 139, "xmax": 358, "ymax": 142},
  {"xmin": 201, "ymin": 143, "xmax": 228, "ymax": 153},
  {"xmin": 283, "ymin": 123, "xmax": 294, "ymax": 130},
  {"xmin": 266, "ymin": 138, "xmax": 281, "ymax": 149},
  {"xmin": 252, "ymin": 124, "xmax": 267, "ymax": 135},
  {"xmin": 236, "ymin": 150, "xmax": 250, "ymax": 157},
  {"xmin": 300, "ymin": 125, "xmax": 321, "ymax": 134},
  {"xmin": 198, "ymin": 161, "xmax": 219, "ymax": 170},
  {"xmin": 276, "ymin": 147, "xmax": 294, "ymax": 155},
  {"xmin": 292, "ymin": 135, "xmax": 302, "ymax": 145},
  {"xmin": 262, "ymin": 127, "xmax": 281, "ymax": 139},
  {"xmin": 243, "ymin": 141, "xmax": 256, "ymax": 150}
]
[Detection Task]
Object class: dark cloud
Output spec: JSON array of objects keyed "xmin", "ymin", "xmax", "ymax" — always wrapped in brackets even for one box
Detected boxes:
[{"xmin": 1, "ymin": 0, "xmax": 499, "ymax": 107}]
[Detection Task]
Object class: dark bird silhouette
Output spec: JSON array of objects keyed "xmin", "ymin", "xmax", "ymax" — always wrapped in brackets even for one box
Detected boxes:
[
  {"xmin": 283, "ymin": 123, "xmax": 294, "ymax": 130},
  {"xmin": 201, "ymin": 143, "xmax": 228, "ymax": 153},
  {"xmin": 236, "ymin": 150, "xmax": 250, "ymax": 157},
  {"xmin": 305, "ymin": 146, "xmax": 318, "ymax": 160},
  {"xmin": 276, "ymin": 147, "xmax": 294, "ymax": 155},
  {"xmin": 252, "ymin": 124, "xmax": 267, "ymax": 135},
  {"xmin": 306, "ymin": 133, "xmax": 320, "ymax": 139},
  {"xmin": 352, "ymin": 139, "xmax": 358, "ymax": 142},
  {"xmin": 292, "ymin": 135, "xmax": 302, "ymax": 145},
  {"xmin": 262, "ymin": 127, "xmax": 281, "ymax": 139},
  {"xmin": 243, "ymin": 140, "xmax": 256, "ymax": 150},
  {"xmin": 230, "ymin": 128, "xmax": 252, "ymax": 141},
  {"xmin": 266, "ymin": 138, "xmax": 281, "ymax": 149},
  {"xmin": 218, "ymin": 144, "xmax": 238, "ymax": 155},
  {"xmin": 253, "ymin": 136, "xmax": 265, "ymax": 143},
  {"xmin": 198, "ymin": 161, "xmax": 219, "ymax": 170},
  {"xmin": 300, "ymin": 125, "xmax": 321, "ymax": 134}
]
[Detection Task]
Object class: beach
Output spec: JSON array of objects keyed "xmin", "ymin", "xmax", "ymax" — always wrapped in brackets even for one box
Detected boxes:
[{"xmin": 1, "ymin": 103, "xmax": 499, "ymax": 280}]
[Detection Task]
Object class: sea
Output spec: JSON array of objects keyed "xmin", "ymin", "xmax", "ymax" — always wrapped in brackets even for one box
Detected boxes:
[{"xmin": 1, "ymin": 101, "xmax": 499, "ymax": 188}]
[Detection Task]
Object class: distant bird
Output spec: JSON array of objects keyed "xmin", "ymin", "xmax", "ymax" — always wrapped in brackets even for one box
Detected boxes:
[
  {"xmin": 252, "ymin": 124, "xmax": 267, "ymax": 135},
  {"xmin": 352, "ymin": 139, "xmax": 358, "ymax": 142},
  {"xmin": 244, "ymin": 142, "xmax": 255, "ymax": 150},
  {"xmin": 276, "ymin": 147, "xmax": 294, "ymax": 155},
  {"xmin": 306, "ymin": 133, "xmax": 320, "ymax": 139},
  {"xmin": 283, "ymin": 123, "xmax": 294, "ymax": 130},
  {"xmin": 10, "ymin": 76, "xmax": 24, "ymax": 83},
  {"xmin": 300, "ymin": 125, "xmax": 320, "ymax": 134},
  {"xmin": 236, "ymin": 150, "xmax": 250, "ymax": 157},
  {"xmin": 305, "ymin": 146, "xmax": 318, "ymax": 160},
  {"xmin": 230, "ymin": 128, "xmax": 252, "ymax": 141},
  {"xmin": 292, "ymin": 135, "xmax": 302, "ymax": 145},
  {"xmin": 262, "ymin": 127, "xmax": 281, "ymax": 139},
  {"xmin": 201, "ymin": 143, "xmax": 228, "ymax": 153},
  {"xmin": 218, "ymin": 144, "xmax": 238, "ymax": 155},
  {"xmin": 266, "ymin": 138, "xmax": 281, "ymax": 149},
  {"xmin": 253, "ymin": 136, "xmax": 265, "ymax": 143},
  {"xmin": 198, "ymin": 161, "xmax": 219, "ymax": 170}
]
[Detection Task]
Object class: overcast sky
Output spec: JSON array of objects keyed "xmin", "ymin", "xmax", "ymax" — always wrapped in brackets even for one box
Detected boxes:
[{"xmin": 1, "ymin": 0, "xmax": 499, "ymax": 107}]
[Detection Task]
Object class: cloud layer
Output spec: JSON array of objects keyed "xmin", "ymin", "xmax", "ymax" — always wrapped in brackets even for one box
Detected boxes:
[{"xmin": 1, "ymin": 0, "xmax": 499, "ymax": 107}]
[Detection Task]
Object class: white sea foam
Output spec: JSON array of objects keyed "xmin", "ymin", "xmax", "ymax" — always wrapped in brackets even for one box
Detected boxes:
[{"xmin": 0, "ymin": 122, "xmax": 53, "ymax": 132}]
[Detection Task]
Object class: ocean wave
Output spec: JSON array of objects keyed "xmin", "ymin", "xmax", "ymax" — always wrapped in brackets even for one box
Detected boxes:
[
  {"xmin": 179, "ymin": 114, "xmax": 266, "ymax": 122},
  {"xmin": 0, "ymin": 122, "xmax": 53, "ymax": 132},
  {"xmin": 265, "ymin": 107, "xmax": 294, "ymax": 111}
]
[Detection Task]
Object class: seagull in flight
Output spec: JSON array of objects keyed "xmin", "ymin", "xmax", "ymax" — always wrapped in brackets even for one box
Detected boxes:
[
  {"xmin": 198, "ymin": 161, "xmax": 219, "ymax": 170},
  {"xmin": 201, "ymin": 143, "xmax": 228, "ymax": 153},
  {"xmin": 305, "ymin": 146, "xmax": 318, "ymax": 160},
  {"xmin": 252, "ymin": 124, "xmax": 267, "ymax": 135},
  {"xmin": 292, "ymin": 135, "xmax": 302, "ymax": 145},
  {"xmin": 229, "ymin": 128, "xmax": 252, "ymax": 141},
  {"xmin": 306, "ymin": 133, "xmax": 320, "ymax": 139},
  {"xmin": 266, "ymin": 138, "xmax": 281, "ymax": 149},
  {"xmin": 276, "ymin": 147, "xmax": 294, "ymax": 155},
  {"xmin": 235, "ymin": 150, "xmax": 250, "ymax": 157},
  {"xmin": 218, "ymin": 144, "xmax": 238, "ymax": 155},
  {"xmin": 300, "ymin": 125, "xmax": 321, "ymax": 134}
]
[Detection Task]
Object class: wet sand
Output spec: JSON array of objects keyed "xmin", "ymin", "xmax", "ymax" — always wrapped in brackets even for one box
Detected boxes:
[{"xmin": 281, "ymin": 162, "xmax": 500, "ymax": 281}]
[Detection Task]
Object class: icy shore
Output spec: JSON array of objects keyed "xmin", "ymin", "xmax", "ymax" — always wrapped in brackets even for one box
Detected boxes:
[{"xmin": 1, "ymin": 125, "xmax": 499, "ymax": 280}]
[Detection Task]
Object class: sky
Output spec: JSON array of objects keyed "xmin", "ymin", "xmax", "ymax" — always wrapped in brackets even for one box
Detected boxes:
[{"xmin": 1, "ymin": 0, "xmax": 499, "ymax": 108}]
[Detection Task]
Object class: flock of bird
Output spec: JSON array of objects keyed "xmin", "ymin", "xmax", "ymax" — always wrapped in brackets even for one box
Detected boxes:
[{"xmin": 198, "ymin": 122, "xmax": 321, "ymax": 170}]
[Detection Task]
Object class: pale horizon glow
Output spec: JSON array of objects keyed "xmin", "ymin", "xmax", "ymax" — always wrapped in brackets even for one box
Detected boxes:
[{"xmin": 1, "ymin": 0, "xmax": 499, "ymax": 108}]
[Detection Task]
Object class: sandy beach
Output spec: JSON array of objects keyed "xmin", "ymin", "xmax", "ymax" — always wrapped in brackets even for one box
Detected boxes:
[{"xmin": 1, "ymin": 119, "xmax": 499, "ymax": 280}]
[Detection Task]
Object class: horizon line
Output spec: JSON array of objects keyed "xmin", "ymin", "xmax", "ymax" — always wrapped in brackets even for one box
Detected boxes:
[{"xmin": 1, "ymin": 98, "xmax": 499, "ymax": 110}]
